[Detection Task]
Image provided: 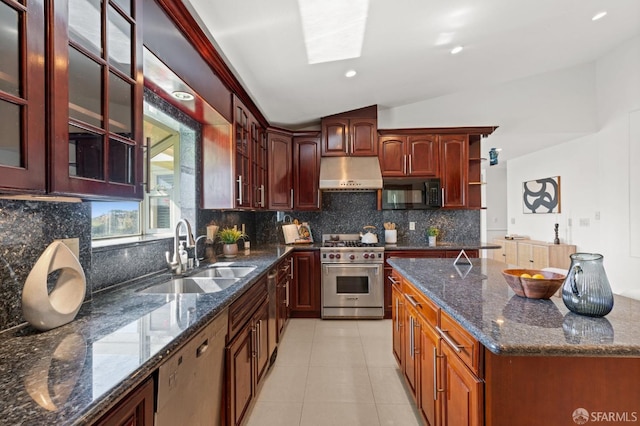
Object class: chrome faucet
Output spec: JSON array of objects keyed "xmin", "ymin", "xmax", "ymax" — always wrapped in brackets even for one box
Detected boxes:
[
  {"xmin": 165, "ymin": 218, "xmax": 196, "ymax": 275},
  {"xmin": 194, "ymin": 235, "xmax": 208, "ymax": 268}
]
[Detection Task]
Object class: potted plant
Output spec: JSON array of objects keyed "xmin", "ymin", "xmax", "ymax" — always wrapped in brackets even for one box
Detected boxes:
[
  {"xmin": 217, "ymin": 227, "xmax": 247, "ymax": 258},
  {"xmin": 427, "ymin": 226, "xmax": 439, "ymax": 247}
]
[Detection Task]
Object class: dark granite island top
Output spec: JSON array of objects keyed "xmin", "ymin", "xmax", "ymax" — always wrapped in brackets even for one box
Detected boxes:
[
  {"xmin": 0, "ymin": 245, "xmax": 293, "ymax": 425},
  {"xmin": 383, "ymin": 241, "xmax": 501, "ymax": 251},
  {"xmin": 388, "ymin": 257, "xmax": 640, "ymax": 356}
]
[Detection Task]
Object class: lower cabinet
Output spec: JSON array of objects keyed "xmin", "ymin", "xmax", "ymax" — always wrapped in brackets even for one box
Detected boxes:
[
  {"xmin": 392, "ymin": 268, "xmax": 483, "ymax": 426},
  {"xmin": 226, "ymin": 298, "xmax": 269, "ymax": 426},
  {"xmin": 225, "ymin": 276, "xmax": 270, "ymax": 426},
  {"xmin": 94, "ymin": 377, "xmax": 154, "ymax": 426},
  {"xmin": 276, "ymin": 255, "xmax": 292, "ymax": 341},
  {"xmin": 290, "ymin": 250, "xmax": 321, "ymax": 318}
]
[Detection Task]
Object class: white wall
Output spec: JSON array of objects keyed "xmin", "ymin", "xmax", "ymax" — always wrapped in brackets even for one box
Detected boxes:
[{"xmin": 506, "ymin": 35, "xmax": 640, "ymax": 297}]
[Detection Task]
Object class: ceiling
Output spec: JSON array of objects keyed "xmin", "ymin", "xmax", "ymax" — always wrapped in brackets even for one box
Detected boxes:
[{"xmin": 183, "ymin": 0, "xmax": 640, "ymax": 162}]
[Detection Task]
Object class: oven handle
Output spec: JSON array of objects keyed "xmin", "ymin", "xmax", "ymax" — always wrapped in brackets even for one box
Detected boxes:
[{"xmin": 323, "ymin": 264, "xmax": 382, "ymax": 274}]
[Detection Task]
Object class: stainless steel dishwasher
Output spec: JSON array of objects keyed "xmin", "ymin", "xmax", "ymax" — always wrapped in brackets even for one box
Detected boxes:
[{"xmin": 156, "ymin": 308, "xmax": 228, "ymax": 426}]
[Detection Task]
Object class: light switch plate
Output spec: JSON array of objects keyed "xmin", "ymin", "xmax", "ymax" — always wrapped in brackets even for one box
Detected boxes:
[
  {"xmin": 409, "ymin": 222, "xmax": 416, "ymax": 230},
  {"xmin": 55, "ymin": 238, "xmax": 79, "ymax": 259}
]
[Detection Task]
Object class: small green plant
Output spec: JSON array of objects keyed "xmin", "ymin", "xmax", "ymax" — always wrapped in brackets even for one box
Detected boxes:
[
  {"xmin": 217, "ymin": 227, "xmax": 247, "ymax": 244},
  {"xmin": 426, "ymin": 226, "xmax": 440, "ymax": 237}
]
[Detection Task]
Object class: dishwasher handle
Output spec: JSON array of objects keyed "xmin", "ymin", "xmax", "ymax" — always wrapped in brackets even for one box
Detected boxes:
[{"xmin": 196, "ymin": 339, "xmax": 209, "ymax": 358}]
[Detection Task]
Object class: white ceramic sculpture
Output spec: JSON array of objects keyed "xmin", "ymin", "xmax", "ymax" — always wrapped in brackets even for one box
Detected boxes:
[{"xmin": 22, "ymin": 241, "xmax": 86, "ymax": 331}]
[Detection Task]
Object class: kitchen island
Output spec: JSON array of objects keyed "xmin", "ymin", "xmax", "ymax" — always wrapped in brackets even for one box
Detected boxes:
[{"xmin": 388, "ymin": 257, "xmax": 640, "ymax": 426}]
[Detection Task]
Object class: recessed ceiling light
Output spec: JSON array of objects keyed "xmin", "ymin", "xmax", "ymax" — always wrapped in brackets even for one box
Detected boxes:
[
  {"xmin": 592, "ymin": 11, "xmax": 607, "ymax": 21},
  {"xmin": 171, "ymin": 91, "xmax": 194, "ymax": 101},
  {"xmin": 345, "ymin": 70, "xmax": 357, "ymax": 78},
  {"xmin": 450, "ymin": 45, "xmax": 464, "ymax": 55}
]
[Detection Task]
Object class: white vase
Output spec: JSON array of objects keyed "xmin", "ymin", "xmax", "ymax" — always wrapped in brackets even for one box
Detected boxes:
[
  {"xmin": 428, "ymin": 236, "xmax": 437, "ymax": 247},
  {"xmin": 223, "ymin": 243, "xmax": 238, "ymax": 258},
  {"xmin": 22, "ymin": 241, "xmax": 86, "ymax": 331}
]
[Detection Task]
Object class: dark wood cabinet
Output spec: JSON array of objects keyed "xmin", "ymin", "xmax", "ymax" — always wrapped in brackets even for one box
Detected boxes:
[
  {"xmin": 0, "ymin": 0, "xmax": 46, "ymax": 194},
  {"xmin": 226, "ymin": 276, "xmax": 269, "ymax": 426},
  {"xmin": 276, "ymin": 256, "xmax": 292, "ymax": 341},
  {"xmin": 378, "ymin": 134, "xmax": 439, "ymax": 177},
  {"xmin": 233, "ymin": 97, "xmax": 252, "ymax": 208},
  {"xmin": 441, "ymin": 342, "xmax": 483, "ymax": 426},
  {"xmin": 393, "ymin": 267, "xmax": 483, "ymax": 426},
  {"xmin": 440, "ymin": 134, "xmax": 468, "ymax": 208},
  {"xmin": 290, "ymin": 250, "xmax": 320, "ymax": 317},
  {"xmin": 293, "ymin": 134, "xmax": 321, "ymax": 210},
  {"xmin": 94, "ymin": 377, "xmax": 154, "ymax": 426},
  {"xmin": 251, "ymin": 123, "xmax": 268, "ymax": 209},
  {"xmin": 321, "ymin": 113, "xmax": 377, "ymax": 157},
  {"xmin": 267, "ymin": 130, "xmax": 292, "ymax": 210},
  {"xmin": 391, "ymin": 279, "xmax": 403, "ymax": 365},
  {"xmin": 48, "ymin": 0, "xmax": 144, "ymax": 199},
  {"xmin": 419, "ymin": 318, "xmax": 440, "ymax": 426},
  {"xmin": 403, "ymin": 299, "xmax": 420, "ymax": 400}
]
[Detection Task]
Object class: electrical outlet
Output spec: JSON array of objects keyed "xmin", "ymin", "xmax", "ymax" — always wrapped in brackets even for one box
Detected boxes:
[
  {"xmin": 568, "ymin": 218, "xmax": 572, "ymax": 227},
  {"xmin": 579, "ymin": 218, "xmax": 590, "ymax": 227},
  {"xmin": 409, "ymin": 222, "xmax": 416, "ymax": 231},
  {"xmin": 595, "ymin": 211, "xmax": 600, "ymax": 220},
  {"xmin": 55, "ymin": 238, "xmax": 79, "ymax": 258}
]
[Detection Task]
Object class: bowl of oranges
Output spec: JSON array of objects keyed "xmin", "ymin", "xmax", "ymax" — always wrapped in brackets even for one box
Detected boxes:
[{"xmin": 501, "ymin": 269, "xmax": 566, "ymax": 299}]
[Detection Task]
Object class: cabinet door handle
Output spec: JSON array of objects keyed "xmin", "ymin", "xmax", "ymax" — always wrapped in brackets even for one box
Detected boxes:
[
  {"xmin": 256, "ymin": 320, "xmax": 261, "ymax": 360},
  {"xmin": 409, "ymin": 316, "xmax": 414, "ymax": 359},
  {"xmin": 408, "ymin": 154, "xmax": 412, "ymax": 175},
  {"xmin": 406, "ymin": 294, "xmax": 421, "ymax": 308},
  {"xmin": 436, "ymin": 326, "xmax": 464, "ymax": 353},
  {"xmin": 441, "ymin": 187, "xmax": 445, "ymax": 205},
  {"xmin": 290, "ymin": 188, "xmax": 294, "ymax": 209},
  {"xmin": 259, "ymin": 185, "xmax": 265, "ymax": 207},
  {"xmin": 196, "ymin": 339, "xmax": 209, "ymax": 358},
  {"xmin": 434, "ymin": 347, "xmax": 445, "ymax": 398},
  {"xmin": 317, "ymin": 189, "xmax": 321, "ymax": 209},
  {"xmin": 237, "ymin": 175, "xmax": 243, "ymax": 205},
  {"xmin": 403, "ymin": 154, "xmax": 407, "ymax": 175},
  {"xmin": 395, "ymin": 298, "xmax": 399, "ymax": 331},
  {"xmin": 144, "ymin": 137, "xmax": 151, "ymax": 194},
  {"xmin": 388, "ymin": 276, "xmax": 399, "ymax": 285}
]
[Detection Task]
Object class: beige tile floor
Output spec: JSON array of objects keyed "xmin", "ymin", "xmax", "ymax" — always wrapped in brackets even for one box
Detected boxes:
[{"xmin": 246, "ymin": 319, "xmax": 422, "ymax": 426}]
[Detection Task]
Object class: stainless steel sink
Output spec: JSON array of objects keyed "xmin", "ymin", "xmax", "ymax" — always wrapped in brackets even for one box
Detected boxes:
[
  {"xmin": 192, "ymin": 266, "xmax": 256, "ymax": 279},
  {"xmin": 138, "ymin": 277, "xmax": 240, "ymax": 294}
]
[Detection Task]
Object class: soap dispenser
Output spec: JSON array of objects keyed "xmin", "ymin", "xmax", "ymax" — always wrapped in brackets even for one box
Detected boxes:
[{"xmin": 179, "ymin": 242, "xmax": 189, "ymax": 268}]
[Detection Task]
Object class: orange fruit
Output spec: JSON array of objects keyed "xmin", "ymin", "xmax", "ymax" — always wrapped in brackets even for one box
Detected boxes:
[
  {"xmin": 520, "ymin": 273, "xmax": 532, "ymax": 278},
  {"xmin": 532, "ymin": 274, "xmax": 545, "ymax": 279}
]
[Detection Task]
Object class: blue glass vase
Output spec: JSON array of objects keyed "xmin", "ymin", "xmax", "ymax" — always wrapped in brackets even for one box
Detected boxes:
[{"xmin": 561, "ymin": 253, "xmax": 613, "ymax": 317}]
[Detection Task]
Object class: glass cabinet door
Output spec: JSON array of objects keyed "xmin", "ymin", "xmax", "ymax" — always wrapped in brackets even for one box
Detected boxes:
[
  {"xmin": 0, "ymin": 0, "xmax": 46, "ymax": 193},
  {"xmin": 49, "ymin": 0, "xmax": 142, "ymax": 199}
]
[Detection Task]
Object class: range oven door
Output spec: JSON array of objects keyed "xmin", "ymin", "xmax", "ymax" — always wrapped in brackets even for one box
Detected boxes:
[{"xmin": 321, "ymin": 263, "xmax": 384, "ymax": 318}]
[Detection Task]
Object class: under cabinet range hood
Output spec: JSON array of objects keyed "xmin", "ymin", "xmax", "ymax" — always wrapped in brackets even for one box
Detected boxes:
[{"xmin": 319, "ymin": 157, "xmax": 383, "ymax": 191}]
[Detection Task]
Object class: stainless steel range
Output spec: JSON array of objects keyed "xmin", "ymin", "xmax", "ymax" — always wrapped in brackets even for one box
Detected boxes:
[{"xmin": 320, "ymin": 234, "xmax": 385, "ymax": 319}]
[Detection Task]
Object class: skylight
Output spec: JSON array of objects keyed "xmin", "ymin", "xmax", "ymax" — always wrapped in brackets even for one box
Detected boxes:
[{"xmin": 298, "ymin": 0, "xmax": 369, "ymax": 65}]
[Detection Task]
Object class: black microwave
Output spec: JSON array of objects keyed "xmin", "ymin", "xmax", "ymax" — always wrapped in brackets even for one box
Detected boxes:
[{"xmin": 381, "ymin": 178, "xmax": 442, "ymax": 210}]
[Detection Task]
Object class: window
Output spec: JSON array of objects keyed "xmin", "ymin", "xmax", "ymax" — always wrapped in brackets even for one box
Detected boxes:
[{"xmin": 91, "ymin": 97, "xmax": 196, "ymax": 240}]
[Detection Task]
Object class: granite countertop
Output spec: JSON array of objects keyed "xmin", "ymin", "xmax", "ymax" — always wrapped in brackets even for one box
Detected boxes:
[
  {"xmin": 383, "ymin": 241, "xmax": 500, "ymax": 250},
  {"xmin": 388, "ymin": 257, "xmax": 640, "ymax": 357},
  {"xmin": 0, "ymin": 245, "xmax": 293, "ymax": 425}
]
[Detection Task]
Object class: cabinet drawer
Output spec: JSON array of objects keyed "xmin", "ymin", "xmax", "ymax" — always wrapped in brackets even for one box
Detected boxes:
[
  {"xmin": 439, "ymin": 311, "xmax": 481, "ymax": 376},
  {"xmin": 403, "ymin": 280, "xmax": 439, "ymax": 329},
  {"xmin": 228, "ymin": 276, "xmax": 268, "ymax": 342}
]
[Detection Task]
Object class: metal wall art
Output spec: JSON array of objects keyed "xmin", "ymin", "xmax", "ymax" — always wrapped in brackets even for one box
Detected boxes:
[{"xmin": 522, "ymin": 176, "xmax": 561, "ymax": 214}]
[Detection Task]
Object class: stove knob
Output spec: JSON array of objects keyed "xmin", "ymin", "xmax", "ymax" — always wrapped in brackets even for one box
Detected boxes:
[
  {"xmin": 335, "ymin": 254, "xmax": 341, "ymax": 259},
  {"xmin": 363, "ymin": 253, "xmax": 369, "ymax": 259},
  {"xmin": 349, "ymin": 254, "xmax": 355, "ymax": 260},
  {"xmin": 329, "ymin": 254, "xmax": 335, "ymax": 259},
  {"xmin": 370, "ymin": 252, "xmax": 376, "ymax": 258}
]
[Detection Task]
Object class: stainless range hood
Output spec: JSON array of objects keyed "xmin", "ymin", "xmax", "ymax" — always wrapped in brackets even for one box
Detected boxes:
[{"xmin": 319, "ymin": 157, "xmax": 383, "ymax": 191}]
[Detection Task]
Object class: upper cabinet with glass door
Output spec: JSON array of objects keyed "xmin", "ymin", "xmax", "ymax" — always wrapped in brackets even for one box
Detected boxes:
[
  {"xmin": 0, "ymin": 0, "xmax": 46, "ymax": 193},
  {"xmin": 48, "ymin": 0, "xmax": 143, "ymax": 199}
]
